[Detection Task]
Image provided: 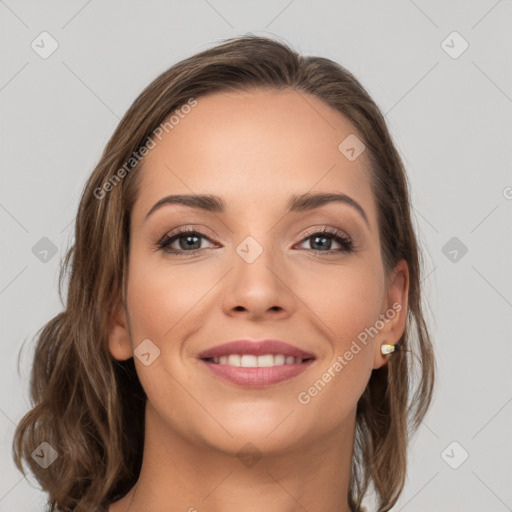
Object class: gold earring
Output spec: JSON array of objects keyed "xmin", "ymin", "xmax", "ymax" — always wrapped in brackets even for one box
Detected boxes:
[{"xmin": 380, "ymin": 343, "xmax": 396, "ymax": 355}]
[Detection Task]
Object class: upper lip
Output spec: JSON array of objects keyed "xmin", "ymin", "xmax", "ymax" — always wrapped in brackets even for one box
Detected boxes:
[{"xmin": 198, "ymin": 340, "xmax": 316, "ymax": 360}]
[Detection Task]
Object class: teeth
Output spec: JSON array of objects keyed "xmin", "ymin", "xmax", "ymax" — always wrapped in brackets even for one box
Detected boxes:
[
  {"xmin": 241, "ymin": 355, "xmax": 257, "ymax": 367},
  {"xmin": 228, "ymin": 354, "xmax": 241, "ymax": 366},
  {"xmin": 210, "ymin": 354, "xmax": 306, "ymax": 367},
  {"xmin": 274, "ymin": 354, "xmax": 285, "ymax": 365},
  {"xmin": 256, "ymin": 354, "xmax": 274, "ymax": 367}
]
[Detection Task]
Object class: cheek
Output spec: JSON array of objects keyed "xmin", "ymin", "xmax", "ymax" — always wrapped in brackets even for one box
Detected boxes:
[
  {"xmin": 125, "ymin": 254, "xmax": 217, "ymax": 342},
  {"xmin": 307, "ymin": 260, "xmax": 384, "ymax": 343},
  {"xmin": 300, "ymin": 261, "xmax": 383, "ymax": 398}
]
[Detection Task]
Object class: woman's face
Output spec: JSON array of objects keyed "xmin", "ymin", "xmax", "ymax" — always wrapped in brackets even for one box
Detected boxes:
[{"xmin": 109, "ymin": 88, "xmax": 408, "ymax": 454}]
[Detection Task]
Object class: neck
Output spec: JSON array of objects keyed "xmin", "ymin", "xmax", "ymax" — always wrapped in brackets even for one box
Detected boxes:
[{"xmin": 111, "ymin": 403, "xmax": 357, "ymax": 512}]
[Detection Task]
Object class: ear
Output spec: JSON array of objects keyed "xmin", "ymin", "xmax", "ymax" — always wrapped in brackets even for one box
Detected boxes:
[
  {"xmin": 107, "ymin": 297, "xmax": 133, "ymax": 361},
  {"xmin": 373, "ymin": 259, "xmax": 409, "ymax": 370}
]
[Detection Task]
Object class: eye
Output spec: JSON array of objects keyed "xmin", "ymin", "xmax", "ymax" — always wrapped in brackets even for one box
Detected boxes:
[
  {"xmin": 156, "ymin": 226, "xmax": 354, "ymax": 256},
  {"xmin": 156, "ymin": 228, "xmax": 217, "ymax": 256},
  {"xmin": 296, "ymin": 228, "xmax": 354, "ymax": 254}
]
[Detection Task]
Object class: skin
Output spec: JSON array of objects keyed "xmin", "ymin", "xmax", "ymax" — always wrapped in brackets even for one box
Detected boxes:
[{"xmin": 107, "ymin": 88, "xmax": 409, "ymax": 512}]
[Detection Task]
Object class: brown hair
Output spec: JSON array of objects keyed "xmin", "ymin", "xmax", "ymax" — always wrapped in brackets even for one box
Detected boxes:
[{"xmin": 12, "ymin": 34, "xmax": 435, "ymax": 512}]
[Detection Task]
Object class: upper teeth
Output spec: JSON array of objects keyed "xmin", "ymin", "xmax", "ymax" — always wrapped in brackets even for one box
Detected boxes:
[{"xmin": 211, "ymin": 354, "xmax": 304, "ymax": 367}]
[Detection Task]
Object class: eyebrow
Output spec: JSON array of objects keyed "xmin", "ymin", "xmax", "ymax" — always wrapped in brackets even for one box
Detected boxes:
[{"xmin": 144, "ymin": 192, "xmax": 369, "ymax": 227}]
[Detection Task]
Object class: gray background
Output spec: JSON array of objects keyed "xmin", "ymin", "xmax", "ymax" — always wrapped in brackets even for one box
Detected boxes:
[{"xmin": 1, "ymin": 1, "xmax": 511, "ymax": 510}]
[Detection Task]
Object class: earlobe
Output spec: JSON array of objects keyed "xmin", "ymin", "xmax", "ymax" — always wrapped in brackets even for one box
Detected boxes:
[
  {"xmin": 373, "ymin": 343, "xmax": 393, "ymax": 370},
  {"xmin": 373, "ymin": 259, "xmax": 409, "ymax": 370},
  {"xmin": 107, "ymin": 299, "xmax": 133, "ymax": 361}
]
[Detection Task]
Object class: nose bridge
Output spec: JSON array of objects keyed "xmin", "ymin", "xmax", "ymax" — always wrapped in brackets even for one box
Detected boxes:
[
  {"xmin": 234, "ymin": 231, "xmax": 280, "ymax": 286},
  {"xmin": 223, "ymin": 230, "xmax": 290, "ymax": 317},
  {"xmin": 228, "ymin": 201, "xmax": 281, "ymax": 266}
]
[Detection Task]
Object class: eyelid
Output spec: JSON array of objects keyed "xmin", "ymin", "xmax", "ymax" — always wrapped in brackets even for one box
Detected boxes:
[
  {"xmin": 160, "ymin": 224, "xmax": 217, "ymax": 240},
  {"xmin": 157, "ymin": 224, "xmax": 351, "ymax": 243},
  {"xmin": 156, "ymin": 224, "xmax": 356, "ymax": 256},
  {"xmin": 155, "ymin": 224, "xmax": 219, "ymax": 249},
  {"xmin": 299, "ymin": 225, "xmax": 351, "ymax": 241}
]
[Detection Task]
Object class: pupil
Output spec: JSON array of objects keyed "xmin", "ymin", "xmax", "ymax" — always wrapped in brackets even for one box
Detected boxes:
[
  {"xmin": 312, "ymin": 235, "xmax": 330, "ymax": 250},
  {"xmin": 180, "ymin": 235, "xmax": 200, "ymax": 250}
]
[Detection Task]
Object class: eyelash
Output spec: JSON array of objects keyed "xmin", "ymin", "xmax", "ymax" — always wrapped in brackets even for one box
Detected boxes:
[{"xmin": 156, "ymin": 226, "xmax": 354, "ymax": 256}]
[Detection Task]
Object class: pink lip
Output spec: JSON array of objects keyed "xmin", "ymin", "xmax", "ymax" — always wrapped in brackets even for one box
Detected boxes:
[
  {"xmin": 197, "ymin": 339, "xmax": 316, "ymax": 388},
  {"xmin": 200, "ymin": 359, "xmax": 315, "ymax": 388},
  {"xmin": 197, "ymin": 339, "xmax": 316, "ymax": 360}
]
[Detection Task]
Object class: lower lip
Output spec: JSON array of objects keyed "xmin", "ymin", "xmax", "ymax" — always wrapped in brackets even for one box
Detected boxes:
[{"xmin": 199, "ymin": 359, "xmax": 315, "ymax": 387}]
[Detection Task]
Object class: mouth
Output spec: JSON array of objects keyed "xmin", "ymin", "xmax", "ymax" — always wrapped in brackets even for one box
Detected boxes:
[
  {"xmin": 197, "ymin": 339, "xmax": 316, "ymax": 387},
  {"xmin": 202, "ymin": 354, "xmax": 314, "ymax": 366}
]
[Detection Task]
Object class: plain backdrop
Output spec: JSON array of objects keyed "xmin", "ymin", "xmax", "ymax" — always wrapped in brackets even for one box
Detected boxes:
[{"xmin": 1, "ymin": 1, "xmax": 511, "ymax": 511}]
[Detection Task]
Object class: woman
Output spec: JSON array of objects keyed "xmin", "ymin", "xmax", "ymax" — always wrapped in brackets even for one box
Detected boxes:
[{"xmin": 13, "ymin": 35, "xmax": 435, "ymax": 512}]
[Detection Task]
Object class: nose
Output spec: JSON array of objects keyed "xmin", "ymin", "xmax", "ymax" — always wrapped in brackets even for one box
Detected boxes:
[{"xmin": 221, "ymin": 238, "xmax": 295, "ymax": 321}]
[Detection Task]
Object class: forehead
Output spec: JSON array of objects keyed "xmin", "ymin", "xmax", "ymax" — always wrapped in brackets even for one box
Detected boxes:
[{"xmin": 132, "ymin": 89, "xmax": 376, "ymax": 225}]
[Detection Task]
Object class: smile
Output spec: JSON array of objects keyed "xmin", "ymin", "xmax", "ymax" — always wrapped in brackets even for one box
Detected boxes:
[
  {"xmin": 199, "ymin": 356, "xmax": 315, "ymax": 387},
  {"xmin": 206, "ymin": 354, "xmax": 310, "ymax": 367},
  {"xmin": 197, "ymin": 339, "xmax": 317, "ymax": 387}
]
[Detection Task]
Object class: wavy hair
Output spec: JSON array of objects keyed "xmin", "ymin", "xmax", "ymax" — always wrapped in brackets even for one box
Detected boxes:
[{"xmin": 12, "ymin": 35, "xmax": 435, "ymax": 512}]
